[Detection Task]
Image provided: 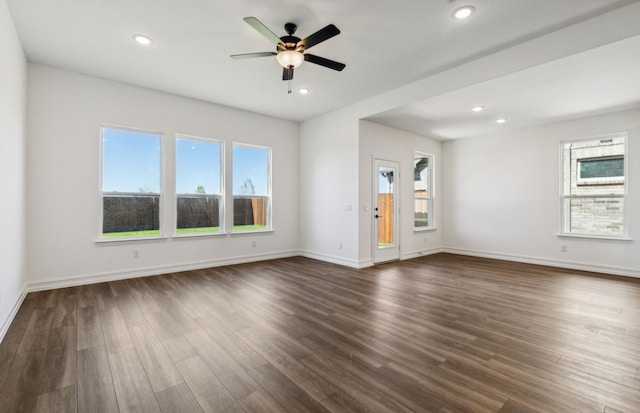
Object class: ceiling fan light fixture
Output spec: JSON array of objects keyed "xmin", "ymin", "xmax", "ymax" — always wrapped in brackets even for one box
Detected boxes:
[
  {"xmin": 452, "ymin": 6, "xmax": 475, "ymax": 20},
  {"xmin": 276, "ymin": 50, "xmax": 304, "ymax": 68}
]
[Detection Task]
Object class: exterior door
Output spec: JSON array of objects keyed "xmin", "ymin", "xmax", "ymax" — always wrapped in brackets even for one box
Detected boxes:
[{"xmin": 373, "ymin": 159, "xmax": 400, "ymax": 263}]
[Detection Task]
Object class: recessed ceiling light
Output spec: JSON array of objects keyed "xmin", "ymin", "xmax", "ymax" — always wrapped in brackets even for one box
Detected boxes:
[
  {"xmin": 133, "ymin": 34, "xmax": 153, "ymax": 46},
  {"xmin": 471, "ymin": 105, "xmax": 484, "ymax": 112},
  {"xmin": 452, "ymin": 6, "xmax": 475, "ymax": 20},
  {"xmin": 495, "ymin": 118, "xmax": 508, "ymax": 124},
  {"xmin": 299, "ymin": 88, "xmax": 310, "ymax": 95}
]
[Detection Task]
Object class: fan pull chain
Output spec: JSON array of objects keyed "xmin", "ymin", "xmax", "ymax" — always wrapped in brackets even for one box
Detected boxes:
[{"xmin": 288, "ymin": 77, "xmax": 292, "ymax": 94}]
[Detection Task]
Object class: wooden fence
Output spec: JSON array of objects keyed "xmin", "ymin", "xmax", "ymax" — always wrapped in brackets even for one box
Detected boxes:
[
  {"xmin": 251, "ymin": 197, "xmax": 267, "ymax": 226},
  {"xmin": 233, "ymin": 196, "xmax": 267, "ymax": 226},
  {"xmin": 378, "ymin": 194, "xmax": 394, "ymax": 245}
]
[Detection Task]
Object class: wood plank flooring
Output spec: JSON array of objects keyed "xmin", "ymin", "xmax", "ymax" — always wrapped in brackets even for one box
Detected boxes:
[{"xmin": 1, "ymin": 253, "xmax": 639, "ymax": 412}]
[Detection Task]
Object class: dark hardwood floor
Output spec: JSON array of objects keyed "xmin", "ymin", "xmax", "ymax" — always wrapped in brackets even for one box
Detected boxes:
[{"xmin": 1, "ymin": 253, "xmax": 639, "ymax": 412}]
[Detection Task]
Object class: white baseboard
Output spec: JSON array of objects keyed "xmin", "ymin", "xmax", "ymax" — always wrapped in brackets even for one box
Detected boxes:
[
  {"xmin": 299, "ymin": 250, "xmax": 367, "ymax": 268},
  {"xmin": 26, "ymin": 250, "xmax": 300, "ymax": 292},
  {"xmin": 357, "ymin": 259, "xmax": 375, "ymax": 268},
  {"xmin": 401, "ymin": 247, "xmax": 444, "ymax": 261},
  {"xmin": 0, "ymin": 287, "xmax": 27, "ymax": 344},
  {"xmin": 301, "ymin": 247, "xmax": 444, "ymax": 268},
  {"xmin": 443, "ymin": 247, "xmax": 640, "ymax": 279}
]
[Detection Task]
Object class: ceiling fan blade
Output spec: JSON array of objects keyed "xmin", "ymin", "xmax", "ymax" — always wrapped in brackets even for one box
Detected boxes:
[
  {"xmin": 299, "ymin": 24, "xmax": 340, "ymax": 50},
  {"xmin": 230, "ymin": 52, "xmax": 277, "ymax": 59},
  {"xmin": 282, "ymin": 67, "xmax": 294, "ymax": 81},
  {"xmin": 304, "ymin": 54, "xmax": 346, "ymax": 71},
  {"xmin": 244, "ymin": 17, "xmax": 283, "ymax": 47}
]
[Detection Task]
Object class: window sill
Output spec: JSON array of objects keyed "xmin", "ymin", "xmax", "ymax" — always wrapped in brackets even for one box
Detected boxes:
[
  {"xmin": 414, "ymin": 227, "xmax": 437, "ymax": 233},
  {"xmin": 173, "ymin": 232, "xmax": 226, "ymax": 239},
  {"xmin": 95, "ymin": 235, "xmax": 168, "ymax": 243},
  {"xmin": 556, "ymin": 233, "xmax": 632, "ymax": 241},
  {"xmin": 231, "ymin": 229, "xmax": 274, "ymax": 235}
]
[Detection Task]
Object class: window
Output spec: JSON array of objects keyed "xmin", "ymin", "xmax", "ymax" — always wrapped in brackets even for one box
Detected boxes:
[
  {"xmin": 176, "ymin": 136, "xmax": 222, "ymax": 234},
  {"xmin": 560, "ymin": 134, "xmax": 627, "ymax": 237},
  {"xmin": 414, "ymin": 152, "xmax": 434, "ymax": 230},
  {"xmin": 101, "ymin": 126, "xmax": 162, "ymax": 238},
  {"xmin": 232, "ymin": 144, "xmax": 271, "ymax": 231},
  {"xmin": 577, "ymin": 156, "xmax": 624, "ymax": 185}
]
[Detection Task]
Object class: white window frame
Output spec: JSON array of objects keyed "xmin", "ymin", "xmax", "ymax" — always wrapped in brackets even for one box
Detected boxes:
[
  {"xmin": 559, "ymin": 133, "xmax": 629, "ymax": 240},
  {"xmin": 414, "ymin": 151, "xmax": 435, "ymax": 231},
  {"xmin": 231, "ymin": 143, "xmax": 272, "ymax": 233},
  {"xmin": 98, "ymin": 124, "xmax": 165, "ymax": 242},
  {"xmin": 174, "ymin": 134, "xmax": 225, "ymax": 237}
]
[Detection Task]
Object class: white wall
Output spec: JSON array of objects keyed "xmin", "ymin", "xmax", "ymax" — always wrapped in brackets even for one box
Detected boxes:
[
  {"xmin": 299, "ymin": 111, "xmax": 360, "ymax": 267},
  {"xmin": 442, "ymin": 108, "xmax": 640, "ymax": 277},
  {"xmin": 27, "ymin": 65, "xmax": 299, "ymax": 289},
  {"xmin": 0, "ymin": 0, "xmax": 27, "ymax": 340},
  {"xmin": 359, "ymin": 121, "xmax": 443, "ymax": 266}
]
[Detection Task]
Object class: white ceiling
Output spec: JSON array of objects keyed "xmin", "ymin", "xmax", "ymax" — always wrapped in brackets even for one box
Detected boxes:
[{"xmin": 7, "ymin": 0, "xmax": 640, "ymax": 140}]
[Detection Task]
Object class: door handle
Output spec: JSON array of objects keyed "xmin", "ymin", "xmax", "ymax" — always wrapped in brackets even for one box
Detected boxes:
[{"xmin": 375, "ymin": 214, "xmax": 382, "ymax": 218}]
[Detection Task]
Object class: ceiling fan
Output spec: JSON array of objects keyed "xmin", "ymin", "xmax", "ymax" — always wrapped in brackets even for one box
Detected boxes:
[{"xmin": 231, "ymin": 17, "xmax": 346, "ymax": 91}]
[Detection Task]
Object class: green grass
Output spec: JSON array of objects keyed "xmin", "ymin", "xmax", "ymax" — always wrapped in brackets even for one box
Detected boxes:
[
  {"xmin": 103, "ymin": 230, "xmax": 160, "ymax": 237},
  {"xmin": 233, "ymin": 225, "xmax": 267, "ymax": 231},
  {"xmin": 103, "ymin": 225, "xmax": 267, "ymax": 237},
  {"xmin": 176, "ymin": 227, "xmax": 220, "ymax": 234}
]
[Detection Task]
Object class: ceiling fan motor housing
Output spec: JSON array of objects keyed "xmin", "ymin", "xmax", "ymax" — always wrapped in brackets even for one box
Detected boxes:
[{"xmin": 278, "ymin": 23, "xmax": 304, "ymax": 52}]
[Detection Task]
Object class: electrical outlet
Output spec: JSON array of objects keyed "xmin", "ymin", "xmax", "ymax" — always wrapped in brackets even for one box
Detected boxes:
[
  {"xmin": 338, "ymin": 242, "xmax": 343, "ymax": 250},
  {"xmin": 133, "ymin": 250, "xmax": 140, "ymax": 258},
  {"xmin": 561, "ymin": 245, "xmax": 568, "ymax": 252},
  {"xmin": 252, "ymin": 241, "xmax": 257, "ymax": 248}
]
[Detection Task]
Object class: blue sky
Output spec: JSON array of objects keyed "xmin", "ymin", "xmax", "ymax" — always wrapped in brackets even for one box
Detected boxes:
[
  {"xmin": 102, "ymin": 128, "xmax": 161, "ymax": 193},
  {"xmin": 232, "ymin": 145, "xmax": 268, "ymax": 196},
  {"xmin": 378, "ymin": 167, "xmax": 394, "ymax": 194},
  {"xmin": 176, "ymin": 138, "xmax": 220, "ymax": 194},
  {"xmin": 102, "ymin": 128, "xmax": 268, "ymax": 195}
]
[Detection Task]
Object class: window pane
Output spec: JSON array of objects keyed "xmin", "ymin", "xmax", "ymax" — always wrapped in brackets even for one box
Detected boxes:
[
  {"xmin": 563, "ymin": 197, "xmax": 624, "ymax": 236},
  {"xmin": 102, "ymin": 194, "xmax": 160, "ymax": 236},
  {"xmin": 414, "ymin": 198, "xmax": 431, "ymax": 228},
  {"xmin": 414, "ymin": 152, "xmax": 433, "ymax": 229},
  {"xmin": 176, "ymin": 138, "xmax": 222, "ymax": 234},
  {"xmin": 102, "ymin": 127, "xmax": 161, "ymax": 237},
  {"xmin": 102, "ymin": 128, "xmax": 160, "ymax": 193},
  {"xmin": 233, "ymin": 145, "xmax": 270, "ymax": 231},
  {"xmin": 579, "ymin": 157, "xmax": 623, "ymax": 179},
  {"xmin": 233, "ymin": 196, "xmax": 268, "ymax": 230},
  {"xmin": 414, "ymin": 155, "xmax": 430, "ymax": 197},
  {"xmin": 176, "ymin": 196, "xmax": 220, "ymax": 234},
  {"xmin": 176, "ymin": 138, "xmax": 221, "ymax": 195},
  {"xmin": 233, "ymin": 146, "xmax": 268, "ymax": 196},
  {"xmin": 378, "ymin": 166, "xmax": 395, "ymax": 247}
]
